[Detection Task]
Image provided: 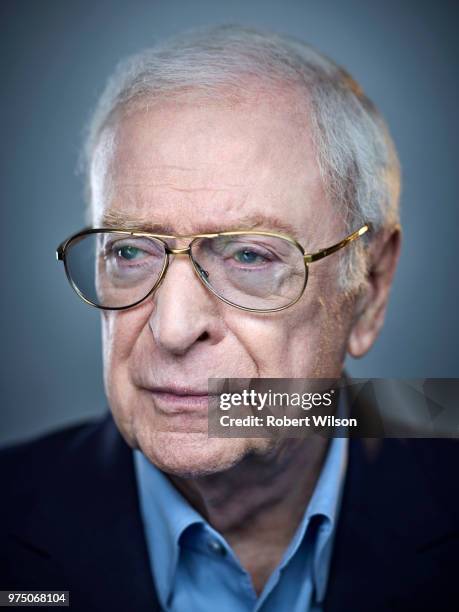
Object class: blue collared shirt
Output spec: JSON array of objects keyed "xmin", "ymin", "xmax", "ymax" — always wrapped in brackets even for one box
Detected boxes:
[{"xmin": 134, "ymin": 430, "xmax": 347, "ymax": 612}]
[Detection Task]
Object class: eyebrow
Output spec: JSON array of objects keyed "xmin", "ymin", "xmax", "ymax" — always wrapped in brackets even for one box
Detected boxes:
[{"xmin": 99, "ymin": 209, "xmax": 301, "ymax": 239}]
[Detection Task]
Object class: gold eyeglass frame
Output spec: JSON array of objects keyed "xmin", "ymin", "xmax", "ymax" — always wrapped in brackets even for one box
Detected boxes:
[{"xmin": 56, "ymin": 223, "xmax": 372, "ymax": 313}]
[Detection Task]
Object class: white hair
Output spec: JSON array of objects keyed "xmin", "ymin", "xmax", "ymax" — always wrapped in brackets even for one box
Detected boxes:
[{"xmin": 83, "ymin": 24, "xmax": 401, "ymax": 290}]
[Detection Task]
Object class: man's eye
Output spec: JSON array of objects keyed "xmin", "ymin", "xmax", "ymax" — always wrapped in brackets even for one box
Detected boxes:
[
  {"xmin": 233, "ymin": 249, "xmax": 268, "ymax": 265},
  {"xmin": 117, "ymin": 245, "xmax": 146, "ymax": 260}
]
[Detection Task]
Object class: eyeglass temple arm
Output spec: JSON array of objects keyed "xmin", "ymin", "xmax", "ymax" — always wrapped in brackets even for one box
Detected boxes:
[{"xmin": 303, "ymin": 223, "xmax": 372, "ymax": 264}]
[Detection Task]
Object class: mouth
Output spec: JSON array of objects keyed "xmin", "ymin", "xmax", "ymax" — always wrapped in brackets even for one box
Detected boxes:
[{"xmin": 144, "ymin": 386, "xmax": 217, "ymax": 415}]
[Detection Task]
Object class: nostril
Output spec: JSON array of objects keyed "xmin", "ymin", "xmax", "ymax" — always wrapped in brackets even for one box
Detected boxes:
[{"xmin": 198, "ymin": 331, "xmax": 210, "ymax": 342}]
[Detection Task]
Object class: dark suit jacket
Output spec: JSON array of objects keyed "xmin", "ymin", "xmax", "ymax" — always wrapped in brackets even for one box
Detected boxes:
[{"xmin": 1, "ymin": 411, "xmax": 459, "ymax": 611}]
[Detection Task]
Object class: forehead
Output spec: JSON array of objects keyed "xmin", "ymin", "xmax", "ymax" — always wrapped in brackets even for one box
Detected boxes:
[{"xmin": 91, "ymin": 97, "xmax": 333, "ymax": 241}]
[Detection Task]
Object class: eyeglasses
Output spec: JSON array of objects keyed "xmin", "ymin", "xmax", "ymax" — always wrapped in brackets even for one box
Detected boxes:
[{"xmin": 56, "ymin": 224, "xmax": 371, "ymax": 313}]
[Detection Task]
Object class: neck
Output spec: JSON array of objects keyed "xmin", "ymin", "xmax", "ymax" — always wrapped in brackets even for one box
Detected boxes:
[{"xmin": 169, "ymin": 435, "xmax": 329, "ymax": 593}]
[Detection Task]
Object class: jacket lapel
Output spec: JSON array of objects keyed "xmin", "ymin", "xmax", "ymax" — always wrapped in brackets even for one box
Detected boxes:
[
  {"xmin": 324, "ymin": 435, "xmax": 458, "ymax": 611},
  {"xmin": 12, "ymin": 412, "xmax": 160, "ymax": 612}
]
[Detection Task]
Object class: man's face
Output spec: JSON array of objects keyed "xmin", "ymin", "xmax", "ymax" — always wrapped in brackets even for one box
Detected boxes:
[{"xmin": 91, "ymin": 96, "xmax": 356, "ymax": 476}]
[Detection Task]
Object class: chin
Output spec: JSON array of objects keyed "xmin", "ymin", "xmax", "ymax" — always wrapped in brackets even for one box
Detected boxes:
[{"xmin": 137, "ymin": 431, "xmax": 254, "ymax": 478}]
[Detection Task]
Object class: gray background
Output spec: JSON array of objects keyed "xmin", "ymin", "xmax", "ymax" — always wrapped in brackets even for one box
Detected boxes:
[{"xmin": 1, "ymin": 0, "xmax": 458, "ymax": 445}]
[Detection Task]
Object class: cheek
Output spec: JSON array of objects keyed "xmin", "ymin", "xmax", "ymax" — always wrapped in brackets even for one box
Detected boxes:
[
  {"xmin": 101, "ymin": 306, "xmax": 151, "ymax": 384},
  {"xmin": 225, "ymin": 289, "xmax": 352, "ymax": 377}
]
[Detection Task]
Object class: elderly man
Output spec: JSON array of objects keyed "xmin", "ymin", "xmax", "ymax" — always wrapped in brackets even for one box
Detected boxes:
[{"xmin": 1, "ymin": 25, "xmax": 458, "ymax": 612}]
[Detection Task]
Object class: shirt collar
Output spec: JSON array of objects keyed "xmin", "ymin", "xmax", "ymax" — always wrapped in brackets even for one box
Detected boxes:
[
  {"xmin": 134, "ymin": 449, "xmax": 205, "ymax": 606},
  {"xmin": 309, "ymin": 434, "xmax": 348, "ymax": 601},
  {"xmin": 306, "ymin": 392, "xmax": 349, "ymax": 601}
]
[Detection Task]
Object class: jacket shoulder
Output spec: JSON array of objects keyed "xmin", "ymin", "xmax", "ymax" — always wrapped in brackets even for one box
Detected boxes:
[{"xmin": 0, "ymin": 416, "xmax": 110, "ymax": 497}]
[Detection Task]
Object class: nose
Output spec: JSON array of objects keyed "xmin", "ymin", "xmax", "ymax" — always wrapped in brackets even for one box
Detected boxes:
[{"xmin": 148, "ymin": 254, "xmax": 225, "ymax": 356}]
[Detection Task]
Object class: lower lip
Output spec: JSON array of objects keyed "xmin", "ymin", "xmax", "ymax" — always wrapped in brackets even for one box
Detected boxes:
[{"xmin": 149, "ymin": 390, "xmax": 212, "ymax": 414}]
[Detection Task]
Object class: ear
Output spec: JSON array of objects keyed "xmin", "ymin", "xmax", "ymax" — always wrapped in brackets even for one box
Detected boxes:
[{"xmin": 347, "ymin": 226, "xmax": 402, "ymax": 358}]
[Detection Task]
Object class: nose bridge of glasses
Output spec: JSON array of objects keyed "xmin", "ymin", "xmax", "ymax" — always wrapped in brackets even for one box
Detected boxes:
[
  {"xmin": 162, "ymin": 242, "xmax": 210, "ymax": 293},
  {"xmin": 167, "ymin": 246, "xmax": 191, "ymax": 255}
]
